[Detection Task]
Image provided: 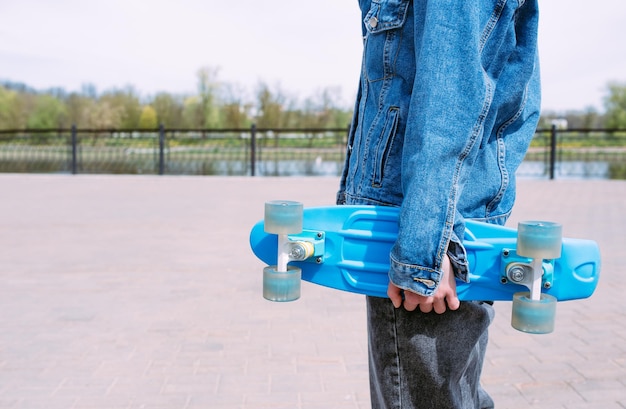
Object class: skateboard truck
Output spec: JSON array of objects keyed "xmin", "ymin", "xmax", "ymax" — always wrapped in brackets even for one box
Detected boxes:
[
  {"xmin": 508, "ymin": 221, "xmax": 562, "ymax": 334},
  {"xmin": 262, "ymin": 200, "xmax": 324, "ymax": 302}
]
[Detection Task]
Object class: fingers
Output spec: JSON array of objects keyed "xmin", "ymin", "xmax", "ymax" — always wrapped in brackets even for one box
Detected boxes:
[
  {"xmin": 389, "ymin": 284, "xmax": 459, "ymax": 314},
  {"xmin": 403, "ymin": 292, "xmax": 420, "ymax": 312},
  {"xmin": 446, "ymin": 293, "xmax": 461, "ymax": 311},
  {"xmin": 432, "ymin": 297, "xmax": 447, "ymax": 314},
  {"xmin": 388, "ymin": 283, "xmax": 422, "ymax": 312},
  {"xmin": 387, "ymin": 282, "xmax": 403, "ymax": 309},
  {"xmin": 400, "ymin": 290, "xmax": 434, "ymax": 313},
  {"xmin": 413, "ymin": 294, "xmax": 455, "ymax": 314},
  {"xmin": 413, "ymin": 293, "xmax": 443, "ymax": 314},
  {"xmin": 387, "ymin": 253, "xmax": 461, "ymax": 314}
]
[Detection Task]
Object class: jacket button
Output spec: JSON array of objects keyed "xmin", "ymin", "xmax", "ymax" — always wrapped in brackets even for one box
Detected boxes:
[{"xmin": 369, "ymin": 16, "xmax": 378, "ymax": 28}]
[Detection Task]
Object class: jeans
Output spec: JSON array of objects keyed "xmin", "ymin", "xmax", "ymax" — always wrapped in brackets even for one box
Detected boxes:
[
  {"xmin": 367, "ymin": 298, "xmax": 495, "ymax": 409},
  {"xmin": 337, "ymin": 1, "xmax": 541, "ymax": 407}
]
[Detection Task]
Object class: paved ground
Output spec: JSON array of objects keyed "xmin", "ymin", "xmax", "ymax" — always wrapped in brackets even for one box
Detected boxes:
[{"xmin": 0, "ymin": 174, "xmax": 623, "ymax": 409}]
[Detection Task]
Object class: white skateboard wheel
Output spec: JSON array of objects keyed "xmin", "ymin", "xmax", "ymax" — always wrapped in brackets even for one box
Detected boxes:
[
  {"xmin": 264, "ymin": 201, "xmax": 303, "ymax": 234},
  {"xmin": 511, "ymin": 292, "xmax": 557, "ymax": 334},
  {"xmin": 263, "ymin": 266, "xmax": 301, "ymax": 302},
  {"xmin": 517, "ymin": 221, "xmax": 562, "ymax": 259}
]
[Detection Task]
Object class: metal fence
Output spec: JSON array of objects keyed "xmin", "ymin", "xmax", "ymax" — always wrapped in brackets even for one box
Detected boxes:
[
  {"xmin": 1, "ymin": 125, "xmax": 625, "ymax": 179},
  {"xmin": 525, "ymin": 127, "xmax": 626, "ymax": 179}
]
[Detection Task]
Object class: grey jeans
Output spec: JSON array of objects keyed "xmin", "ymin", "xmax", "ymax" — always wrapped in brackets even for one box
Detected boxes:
[{"xmin": 367, "ymin": 297, "xmax": 495, "ymax": 409}]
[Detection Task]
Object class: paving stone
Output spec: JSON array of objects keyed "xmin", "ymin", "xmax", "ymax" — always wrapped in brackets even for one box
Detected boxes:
[{"xmin": 0, "ymin": 175, "xmax": 624, "ymax": 408}]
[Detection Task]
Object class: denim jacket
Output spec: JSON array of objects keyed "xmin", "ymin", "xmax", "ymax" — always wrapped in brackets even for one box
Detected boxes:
[{"xmin": 337, "ymin": 0, "xmax": 541, "ymax": 297}]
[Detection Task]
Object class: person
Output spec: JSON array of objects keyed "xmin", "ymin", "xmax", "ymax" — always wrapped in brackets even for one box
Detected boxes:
[{"xmin": 336, "ymin": 1, "xmax": 541, "ymax": 408}]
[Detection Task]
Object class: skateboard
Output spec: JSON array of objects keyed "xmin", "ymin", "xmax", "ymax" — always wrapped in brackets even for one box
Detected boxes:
[{"xmin": 249, "ymin": 201, "xmax": 601, "ymax": 334}]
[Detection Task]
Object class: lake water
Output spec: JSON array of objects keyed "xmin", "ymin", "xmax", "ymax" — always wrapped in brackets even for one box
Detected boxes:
[{"xmin": 517, "ymin": 161, "xmax": 611, "ymax": 179}]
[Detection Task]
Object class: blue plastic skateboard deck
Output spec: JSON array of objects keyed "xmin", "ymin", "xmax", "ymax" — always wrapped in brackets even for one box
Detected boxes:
[{"xmin": 249, "ymin": 204, "xmax": 600, "ymax": 303}]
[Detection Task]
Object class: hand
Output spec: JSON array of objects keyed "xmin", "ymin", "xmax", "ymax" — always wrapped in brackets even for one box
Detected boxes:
[{"xmin": 387, "ymin": 254, "xmax": 461, "ymax": 314}]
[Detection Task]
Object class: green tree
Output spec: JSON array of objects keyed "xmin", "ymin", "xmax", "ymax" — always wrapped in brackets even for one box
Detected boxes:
[
  {"xmin": 220, "ymin": 83, "xmax": 251, "ymax": 128},
  {"xmin": 575, "ymin": 107, "xmax": 603, "ymax": 129},
  {"xmin": 1, "ymin": 75, "xmax": 355, "ymax": 131},
  {"xmin": 0, "ymin": 86, "xmax": 21, "ymax": 129},
  {"xmin": 604, "ymin": 82, "xmax": 626, "ymax": 128},
  {"xmin": 255, "ymin": 82, "xmax": 287, "ymax": 128},
  {"xmin": 182, "ymin": 96, "xmax": 203, "ymax": 128},
  {"xmin": 152, "ymin": 93, "xmax": 184, "ymax": 128},
  {"xmin": 100, "ymin": 87, "xmax": 142, "ymax": 128},
  {"xmin": 300, "ymin": 87, "xmax": 350, "ymax": 129},
  {"xmin": 64, "ymin": 93, "xmax": 89, "ymax": 127},
  {"xmin": 138, "ymin": 105, "xmax": 158, "ymax": 129},
  {"xmin": 221, "ymin": 102, "xmax": 250, "ymax": 128},
  {"xmin": 26, "ymin": 94, "xmax": 67, "ymax": 129},
  {"xmin": 197, "ymin": 66, "xmax": 221, "ymax": 128}
]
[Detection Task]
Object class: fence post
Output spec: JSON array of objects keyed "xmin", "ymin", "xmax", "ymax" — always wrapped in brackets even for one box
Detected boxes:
[
  {"xmin": 549, "ymin": 124, "xmax": 557, "ymax": 180},
  {"xmin": 158, "ymin": 124, "xmax": 165, "ymax": 175},
  {"xmin": 250, "ymin": 124, "xmax": 257, "ymax": 177},
  {"xmin": 71, "ymin": 124, "xmax": 77, "ymax": 175}
]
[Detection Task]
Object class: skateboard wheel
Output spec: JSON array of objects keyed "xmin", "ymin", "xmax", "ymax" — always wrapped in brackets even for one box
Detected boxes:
[
  {"xmin": 263, "ymin": 266, "xmax": 301, "ymax": 302},
  {"xmin": 511, "ymin": 292, "xmax": 557, "ymax": 334},
  {"xmin": 264, "ymin": 201, "xmax": 303, "ymax": 234},
  {"xmin": 517, "ymin": 221, "xmax": 562, "ymax": 259}
]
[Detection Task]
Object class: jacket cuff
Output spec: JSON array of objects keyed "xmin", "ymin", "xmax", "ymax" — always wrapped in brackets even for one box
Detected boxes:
[
  {"xmin": 388, "ymin": 233, "xmax": 469, "ymax": 297},
  {"xmin": 389, "ymin": 254, "xmax": 442, "ymax": 297}
]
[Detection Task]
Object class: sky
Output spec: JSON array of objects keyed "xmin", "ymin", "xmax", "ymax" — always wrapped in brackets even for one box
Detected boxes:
[{"xmin": 1, "ymin": 0, "xmax": 625, "ymax": 112}]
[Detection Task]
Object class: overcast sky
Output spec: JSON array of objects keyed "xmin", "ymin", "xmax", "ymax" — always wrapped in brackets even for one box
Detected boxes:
[{"xmin": 1, "ymin": 0, "xmax": 624, "ymax": 112}]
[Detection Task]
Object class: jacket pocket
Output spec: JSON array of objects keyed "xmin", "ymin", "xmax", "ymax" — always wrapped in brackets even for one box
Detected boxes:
[
  {"xmin": 364, "ymin": 0, "xmax": 410, "ymax": 33},
  {"xmin": 363, "ymin": 0, "xmax": 411, "ymax": 82},
  {"xmin": 372, "ymin": 107, "xmax": 400, "ymax": 187}
]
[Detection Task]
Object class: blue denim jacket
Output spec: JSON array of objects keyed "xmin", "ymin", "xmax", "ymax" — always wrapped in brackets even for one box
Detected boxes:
[{"xmin": 337, "ymin": 0, "xmax": 541, "ymax": 297}]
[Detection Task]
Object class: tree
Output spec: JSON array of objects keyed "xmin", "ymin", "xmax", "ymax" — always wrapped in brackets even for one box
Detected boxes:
[
  {"xmin": 221, "ymin": 102, "xmax": 251, "ymax": 128},
  {"xmin": 255, "ymin": 82, "xmax": 288, "ymax": 128},
  {"xmin": 83, "ymin": 100, "xmax": 123, "ymax": 129},
  {"xmin": 99, "ymin": 87, "xmax": 142, "ymax": 128},
  {"xmin": 0, "ymin": 73, "xmax": 356, "ymax": 131},
  {"xmin": 138, "ymin": 105, "xmax": 158, "ymax": 129},
  {"xmin": 197, "ymin": 66, "xmax": 221, "ymax": 128},
  {"xmin": 604, "ymin": 82, "xmax": 626, "ymax": 128},
  {"xmin": 26, "ymin": 94, "xmax": 67, "ymax": 129},
  {"xmin": 152, "ymin": 93, "xmax": 184, "ymax": 128},
  {"xmin": 220, "ymin": 83, "xmax": 251, "ymax": 128},
  {"xmin": 301, "ymin": 87, "xmax": 351, "ymax": 129},
  {"xmin": 0, "ymin": 86, "xmax": 21, "ymax": 129},
  {"xmin": 181, "ymin": 96, "xmax": 203, "ymax": 128},
  {"xmin": 64, "ymin": 93, "xmax": 90, "ymax": 127}
]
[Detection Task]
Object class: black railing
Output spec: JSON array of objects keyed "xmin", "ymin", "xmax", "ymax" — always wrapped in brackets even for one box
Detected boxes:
[
  {"xmin": 527, "ymin": 126, "xmax": 626, "ymax": 179},
  {"xmin": 1, "ymin": 125, "xmax": 625, "ymax": 179}
]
